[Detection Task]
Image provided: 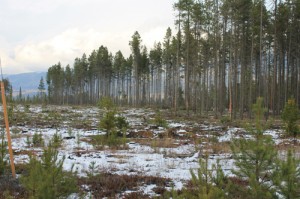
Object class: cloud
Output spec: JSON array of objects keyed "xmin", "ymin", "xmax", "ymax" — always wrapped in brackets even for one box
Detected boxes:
[
  {"xmin": 143, "ymin": 27, "xmax": 170, "ymax": 48},
  {"xmin": 0, "ymin": 28, "xmax": 130, "ymax": 74},
  {"xmin": 1, "ymin": 25, "xmax": 173, "ymax": 74},
  {"xmin": 14, "ymin": 28, "xmax": 100, "ymax": 64},
  {"xmin": 0, "ymin": 0, "xmax": 176, "ymax": 74},
  {"xmin": 6, "ymin": 0, "xmax": 73, "ymax": 14}
]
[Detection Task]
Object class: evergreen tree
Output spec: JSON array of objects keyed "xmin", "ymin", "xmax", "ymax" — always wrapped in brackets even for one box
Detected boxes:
[
  {"xmin": 162, "ymin": 27, "xmax": 175, "ymax": 108},
  {"xmin": 46, "ymin": 63, "xmax": 64, "ymax": 104},
  {"xmin": 38, "ymin": 76, "xmax": 46, "ymax": 103},
  {"xmin": 98, "ymin": 97, "xmax": 128, "ymax": 147},
  {"xmin": 96, "ymin": 45, "xmax": 112, "ymax": 99},
  {"xmin": 21, "ymin": 143, "xmax": 77, "ymax": 198},
  {"xmin": 129, "ymin": 31, "xmax": 142, "ymax": 106},
  {"xmin": 64, "ymin": 64, "xmax": 73, "ymax": 104},
  {"xmin": 188, "ymin": 156, "xmax": 226, "ymax": 199},
  {"xmin": 87, "ymin": 50, "xmax": 97, "ymax": 103},
  {"xmin": 231, "ymin": 97, "xmax": 277, "ymax": 198},
  {"xmin": 149, "ymin": 42, "xmax": 163, "ymax": 105},
  {"xmin": 113, "ymin": 50, "xmax": 126, "ymax": 105},
  {"xmin": 282, "ymin": 98, "xmax": 299, "ymax": 138},
  {"xmin": 274, "ymin": 150, "xmax": 300, "ymax": 199},
  {"xmin": 18, "ymin": 87, "xmax": 22, "ymax": 103},
  {"xmin": 140, "ymin": 46, "xmax": 150, "ymax": 105}
]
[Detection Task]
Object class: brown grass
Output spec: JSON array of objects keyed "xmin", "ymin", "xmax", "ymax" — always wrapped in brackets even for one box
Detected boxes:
[
  {"xmin": 78, "ymin": 173, "xmax": 171, "ymax": 198},
  {"xmin": 130, "ymin": 138, "xmax": 176, "ymax": 149},
  {"xmin": 123, "ymin": 191, "xmax": 151, "ymax": 199},
  {"xmin": 0, "ymin": 175, "xmax": 28, "ymax": 199}
]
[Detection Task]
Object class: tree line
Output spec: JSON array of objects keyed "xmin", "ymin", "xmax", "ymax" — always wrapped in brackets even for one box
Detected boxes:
[{"xmin": 46, "ymin": 0, "xmax": 300, "ymax": 118}]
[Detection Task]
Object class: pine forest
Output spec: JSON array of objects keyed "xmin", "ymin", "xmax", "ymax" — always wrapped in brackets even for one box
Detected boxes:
[{"xmin": 46, "ymin": 0, "xmax": 300, "ymax": 119}]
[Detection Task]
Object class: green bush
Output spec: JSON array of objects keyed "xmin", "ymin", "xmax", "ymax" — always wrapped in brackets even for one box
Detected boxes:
[
  {"xmin": 98, "ymin": 112, "xmax": 129, "ymax": 148},
  {"xmin": 92, "ymin": 132, "xmax": 127, "ymax": 148},
  {"xmin": 115, "ymin": 116, "xmax": 129, "ymax": 133},
  {"xmin": 47, "ymin": 110, "xmax": 62, "ymax": 128},
  {"xmin": 231, "ymin": 97, "xmax": 278, "ymax": 198},
  {"xmin": 86, "ymin": 161, "xmax": 98, "ymax": 178},
  {"xmin": 163, "ymin": 156, "xmax": 227, "ymax": 199},
  {"xmin": 98, "ymin": 97, "xmax": 129, "ymax": 148},
  {"xmin": 50, "ymin": 131, "xmax": 63, "ymax": 148},
  {"xmin": 98, "ymin": 96, "xmax": 115, "ymax": 111},
  {"xmin": 8, "ymin": 103, "xmax": 15, "ymax": 124},
  {"xmin": 100, "ymin": 111, "xmax": 117, "ymax": 136},
  {"xmin": 152, "ymin": 111, "xmax": 168, "ymax": 128},
  {"xmin": 189, "ymin": 156, "xmax": 226, "ymax": 198},
  {"xmin": 273, "ymin": 150, "xmax": 300, "ymax": 199},
  {"xmin": 21, "ymin": 143, "xmax": 78, "ymax": 199},
  {"xmin": 24, "ymin": 104, "xmax": 30, "ymax": 112},
  {"xmin": 282, "ymin": 98, "xmax": 299, "ymax": 137},
  {"xmin": 32, "ymin": 132, "xmax": 44, "ymax": 147},
  {"xmin": 220, "ymin": 116, "xmax": 231, "ymax": 124}
]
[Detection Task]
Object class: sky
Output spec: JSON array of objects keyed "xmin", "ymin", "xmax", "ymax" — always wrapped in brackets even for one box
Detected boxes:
[{"xmin": 0, "ymin": 0, "xmax": 176, "ymax": 74}]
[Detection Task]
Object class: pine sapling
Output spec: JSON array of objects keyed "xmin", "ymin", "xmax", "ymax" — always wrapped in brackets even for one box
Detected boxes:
[
  {"xmin": 282, "ymin": 98, "xmax": 299, "ymax": 140},
  {"xmin": 231, "ymin": 97, "xmax": 278, "ymax": 198}
]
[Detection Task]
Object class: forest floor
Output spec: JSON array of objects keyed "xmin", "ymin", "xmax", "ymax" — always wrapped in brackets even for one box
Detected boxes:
[{"xmin": 1, "ymin": 104, "xmax": 300, "ymax": 198}]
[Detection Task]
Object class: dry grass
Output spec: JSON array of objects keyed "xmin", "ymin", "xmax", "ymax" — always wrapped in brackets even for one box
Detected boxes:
[
  {"xmin": 78, "ymin": 173, "xmax": 171, "ymax": 198},
  {"xmin": 14, "ymin": 149, "xmax": 42, "ymax": 157},
  {"xmin": 276, "ymin": 140, "xmax": 300, "ymax": 149},
  {"xmin": 151, "ymin": 138, "xmax": 178, "ymax": 148},
  {"xmin": 0, "ymin": 175, "xmax": 28, "ymax": 199},
  {"xmin": 84, "ymin": 135, "xmax": 129, "ymax": 150},
  {"xmin": 127, "ymin": 130, "xmax": 154, "ymax": 138},
  {"xmin": 131, "ymin": 137, "xmax": 179, "ymax": 149},
  {"xmin": 123, "ymin": 191, "xmax": 151, "ymax": 199},
  {"xmin": 276, "ymin": 140, "xmax": 300, "ymax": 159},
  {"xmin": 210, "ymin": 142, "xmax": 232, "ymax": 154}
]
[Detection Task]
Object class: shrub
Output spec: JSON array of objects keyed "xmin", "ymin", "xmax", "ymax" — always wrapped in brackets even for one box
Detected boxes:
[
  {"xmin": 32, "ymin": 132, "xmax": 44, "ymax": 147},
  {"xmin": 282, "ymin": 98, "xmax": 299, "ymax": 138},
  {"xmin": 188, "ymin": 156, "xmax": 226, "ymax": 198},
  {"xmin": 50, "ymin": 131, "xmax": 63, "ymax": 148},
  {"xmin": 86, "ymin": 161, "xmax": 98, "ymax": 178},
  {"xmin": 152, "ymin": 111, "xmax": 168, "ymax": 128},
  {"xmin": 100, "ymin": 111, "xmax": 117, "ymax": 136},
  {"xmin": 24, "ymin": 104, "xmax": 30, "ymax": 112},
  {"xmin": 231, "ymin": 97, "xmax": 278, "ymax": 198},
  {"xmin": 163, "ymin": 156, "xmax": 227, "ymax": 199},
  {"xmin": 98, "ymin": 113, "xmax": 128, "ymax": 148},
  {"xmin": 273, "ymin": 150, "xmax": 300, "ymax": 199},
  {"xmin": 21, "ymin": 142, "xmax": 78, "ymax": 199},
  {"xmin": 7, "ymin": 103, "xmax": 15, "ymax": 124},
  {"xmin": 98, "ymin": 96, "xmax": 115, "ymax": 111},
  {"xmin": 220, "ymin": 116, "xmax": 231, "ymax": 124},
  {"xmin": 98, "ymin": 97, "xmax": 129, "ymax": 148},
  {"xmin": 92, "ymin": 133, "xmax": 127, "ymax": 149},
  {"xmin": 115, "ymin": 116, "xmax": 129, "ymax": 134},
  {"xmin": 47, "ymin": 110, "xmax": 62, "ymax": 128}
]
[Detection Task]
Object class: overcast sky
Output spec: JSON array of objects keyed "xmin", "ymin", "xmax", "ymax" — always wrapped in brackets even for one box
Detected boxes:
[{"xmin": 0, "ymin": 0, "xmax": 176, "ymax": 74}]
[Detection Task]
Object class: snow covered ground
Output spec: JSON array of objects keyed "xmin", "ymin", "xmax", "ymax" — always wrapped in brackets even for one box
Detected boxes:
[{"xmin": 3, "ymin": 105, "xmax": 299, "ymax": 197}]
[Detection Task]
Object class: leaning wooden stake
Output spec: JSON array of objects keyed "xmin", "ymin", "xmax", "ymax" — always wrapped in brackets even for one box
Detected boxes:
[{"xmin": 1, "ymin": 81, "xmax": 16, "ymax": 178}]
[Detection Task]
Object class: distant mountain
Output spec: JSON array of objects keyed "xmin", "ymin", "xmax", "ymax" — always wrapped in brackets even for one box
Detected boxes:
[{"xmin": 4, "ymin": 72, "xmax": 47, "ymax": 96}]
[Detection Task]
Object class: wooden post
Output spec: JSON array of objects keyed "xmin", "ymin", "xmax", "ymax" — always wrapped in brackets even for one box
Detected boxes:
[{"xmin": 1, "ymin": 81, "xmax": 16, "ymax": 178}]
